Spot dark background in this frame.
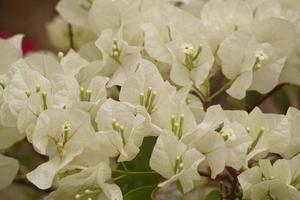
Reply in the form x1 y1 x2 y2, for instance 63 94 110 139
0 0 59 50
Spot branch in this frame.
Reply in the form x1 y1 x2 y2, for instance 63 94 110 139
68 24 74 49
246 83 287 112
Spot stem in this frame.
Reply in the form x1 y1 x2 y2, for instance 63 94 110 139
220 181 224 200
192 85 206 101
112 175 126 181
206 79 235 102
113 169 157 175
68 24 74 49
246 83 286 112
121 162 129 172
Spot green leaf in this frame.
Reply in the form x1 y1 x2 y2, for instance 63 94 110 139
124 185 157 200
114 137 161 194
204 190 221 200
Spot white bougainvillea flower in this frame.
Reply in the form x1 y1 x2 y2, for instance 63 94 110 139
58 147 110 177
88 0 143 45
27 108 94 189
0 34 23 74
94 99 152 162
150 131 205 193
69 76 109 118
199 105 245 130
248 18 296 94
282 107 300 159
248 0 300 22
60 49 90 76
142 5 201 65
95 28 141 86
245 107 290 162
152 85 198 139
56 0 90 27
183 128 227 179
143 8 214 87
46 162 122 200
119 59 176 116
201 0 253 53
1 63 52 127
0 154 19 190
238 157 300 200
25 53 64 80
217 30 257 99
219 122 252 170
280 19 300 86
142 23 172 65
167 37 214 87
218 18 296 98
198 105 251 170
16 91 54 140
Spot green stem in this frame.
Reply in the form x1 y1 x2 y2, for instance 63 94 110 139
113 169 157 175
192 85 206 101
121 162 129 172
206 78 235 102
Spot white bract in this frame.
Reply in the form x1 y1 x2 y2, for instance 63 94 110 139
0 0 300 199
27 108 94 189
150 132 205 193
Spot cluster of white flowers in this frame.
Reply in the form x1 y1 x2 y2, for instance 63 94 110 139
1 0 300 199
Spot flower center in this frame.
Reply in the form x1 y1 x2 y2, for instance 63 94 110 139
78 0 93 11
170 114 185 139
112 39 121 63
181 43 203 71
139 87 157 114
253 50 269 71
0 80 6 89
220 127 236 141
80 87 92 102
75 187 102 200
56 121 72 156
112 119 126 145
173 156 184 174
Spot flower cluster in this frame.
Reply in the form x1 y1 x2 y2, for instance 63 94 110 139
1 0 300 199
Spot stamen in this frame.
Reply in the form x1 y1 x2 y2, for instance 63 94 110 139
181 43 203 70
247 127 265 154
140 87 157 114
75 194 83 199
145 87 153 109
80 87 85 101
78 0 93 11
25 90 31 98
85 89 92 102
42 92 48 110
246 127 251 133
112 39 121 63
112 119 126 145
171 115 176 133
139 92 144 106
220 128 236 141
57 52 64 62
79 87 93 102
0 80 5 89
253 50 268 71
35 84 41 93
178 114 185 139
174 156 184 174
170 114 185 139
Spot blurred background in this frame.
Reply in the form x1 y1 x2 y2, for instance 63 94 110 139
0 0 59 51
